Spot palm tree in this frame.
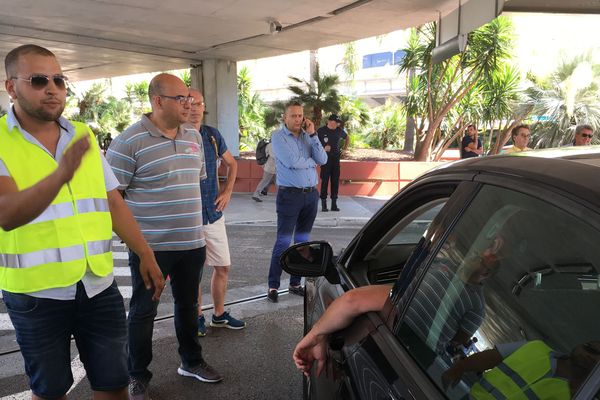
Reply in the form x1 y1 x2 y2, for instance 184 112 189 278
287 63 340 127
398 17 516 160
365 99 406 149
125 81 150 118
526 54 600 148
71 82 132 145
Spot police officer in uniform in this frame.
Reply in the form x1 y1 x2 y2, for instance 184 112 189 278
317 114 347 212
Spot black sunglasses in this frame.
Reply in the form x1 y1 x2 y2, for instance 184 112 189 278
580 133 593 139
11 74 68 90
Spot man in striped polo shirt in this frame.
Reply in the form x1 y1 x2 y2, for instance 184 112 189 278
107 74 222 399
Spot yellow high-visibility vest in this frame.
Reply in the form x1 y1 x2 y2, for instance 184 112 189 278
471 340 570 400
0 116 113 293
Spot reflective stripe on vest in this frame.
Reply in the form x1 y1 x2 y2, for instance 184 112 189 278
471 341 570 400
0 117 113 293
29 198 109 225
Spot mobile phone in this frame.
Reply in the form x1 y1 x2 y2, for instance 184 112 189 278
302 118 307 129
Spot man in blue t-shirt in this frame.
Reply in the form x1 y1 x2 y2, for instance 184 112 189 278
188 89 246 336
317 114 347 211
461 124 483 159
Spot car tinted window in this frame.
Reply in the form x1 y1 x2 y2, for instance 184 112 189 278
387 204 444 245
392 185 600 399
363 200 447 285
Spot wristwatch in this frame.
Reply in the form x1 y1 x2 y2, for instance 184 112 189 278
309 133 316 138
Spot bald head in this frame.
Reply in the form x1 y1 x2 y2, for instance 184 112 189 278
148 73 187 104
147 73 191 129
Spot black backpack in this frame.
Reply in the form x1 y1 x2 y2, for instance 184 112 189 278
256 138 270 165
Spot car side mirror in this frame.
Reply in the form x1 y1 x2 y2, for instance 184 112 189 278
280 241 333 277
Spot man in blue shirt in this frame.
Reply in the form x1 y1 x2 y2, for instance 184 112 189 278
267 101 328 302
188 89 245 336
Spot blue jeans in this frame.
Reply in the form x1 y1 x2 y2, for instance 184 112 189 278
128 247 205 382
3 280 128 398
268 187 319 289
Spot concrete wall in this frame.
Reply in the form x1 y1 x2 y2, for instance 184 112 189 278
225 159 444 197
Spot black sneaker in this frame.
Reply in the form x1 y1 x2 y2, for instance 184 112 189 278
288 285 305 296
252 196 263 202
260 190 268 196
177 362 223 383
267 289 278 303
129 376 151 400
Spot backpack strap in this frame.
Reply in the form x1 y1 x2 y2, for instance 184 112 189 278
202 125 221 191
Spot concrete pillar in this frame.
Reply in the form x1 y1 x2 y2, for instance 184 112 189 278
190 60 239 157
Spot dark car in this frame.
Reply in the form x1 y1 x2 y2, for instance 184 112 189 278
281 148 600 400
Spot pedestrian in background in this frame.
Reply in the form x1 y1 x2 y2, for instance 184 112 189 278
572 124 594 146
502 125 532 154
317 114 347 212
461 124 483 159
252 140 276 202
266 101 327 303
187 88 246 337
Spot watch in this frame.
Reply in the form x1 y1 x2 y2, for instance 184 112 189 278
309 133 316 138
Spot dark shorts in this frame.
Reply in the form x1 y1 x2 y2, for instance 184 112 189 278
3 280 128 398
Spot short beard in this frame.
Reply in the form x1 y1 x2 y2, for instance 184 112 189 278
15 92 64 122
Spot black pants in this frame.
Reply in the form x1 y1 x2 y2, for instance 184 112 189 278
128 247 205 382
320 155 341 200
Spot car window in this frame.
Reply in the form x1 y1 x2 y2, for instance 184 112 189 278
392 184 600 399
362 199 447 285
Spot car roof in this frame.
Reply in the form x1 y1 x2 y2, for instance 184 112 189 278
423 146 600 208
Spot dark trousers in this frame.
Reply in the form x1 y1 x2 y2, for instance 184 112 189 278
268 188 319 289
320 155 341 200
128 247 205 382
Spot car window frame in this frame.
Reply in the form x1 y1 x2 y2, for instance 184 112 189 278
340 178 478 287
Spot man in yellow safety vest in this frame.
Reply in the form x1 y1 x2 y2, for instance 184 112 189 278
0 44 164 400
442 339 600 399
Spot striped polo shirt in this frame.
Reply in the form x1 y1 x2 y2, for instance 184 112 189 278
107 114 207 251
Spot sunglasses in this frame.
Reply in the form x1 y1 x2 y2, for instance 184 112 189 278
583 342 600 356
11 74 68 90
580 133 593 139
159 95 194 105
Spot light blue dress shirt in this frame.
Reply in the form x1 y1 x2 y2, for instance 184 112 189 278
271 124 328 188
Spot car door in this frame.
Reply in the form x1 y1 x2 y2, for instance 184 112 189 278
384 178 600 400
304 178 479 399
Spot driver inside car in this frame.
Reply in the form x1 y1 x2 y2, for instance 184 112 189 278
293 235 504 377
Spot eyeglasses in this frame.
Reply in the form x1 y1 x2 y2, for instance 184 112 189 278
11 74 68 90
158 95 194 105
583 342 600 356
580 133 593 139
191 101 205 107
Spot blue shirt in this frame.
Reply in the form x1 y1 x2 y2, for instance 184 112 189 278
199 125 228 225
272 124 328 188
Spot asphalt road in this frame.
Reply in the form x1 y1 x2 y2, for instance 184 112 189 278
0 221 366 399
